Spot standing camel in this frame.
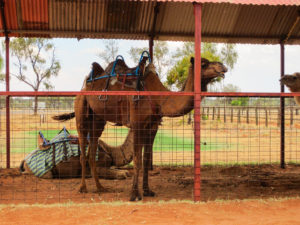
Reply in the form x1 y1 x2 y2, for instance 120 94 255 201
280 72 300 105
53 57 227 201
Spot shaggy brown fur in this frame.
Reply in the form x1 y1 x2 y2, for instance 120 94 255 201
53 57 227 201
280 72 300 105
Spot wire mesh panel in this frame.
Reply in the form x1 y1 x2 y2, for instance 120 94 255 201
1 95 300 203
0 95 195 203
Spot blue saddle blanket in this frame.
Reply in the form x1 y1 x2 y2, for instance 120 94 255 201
24 129 80 177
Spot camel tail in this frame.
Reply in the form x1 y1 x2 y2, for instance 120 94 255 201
52 112 75 122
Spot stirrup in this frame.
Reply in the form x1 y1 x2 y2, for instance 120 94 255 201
98 89 108 101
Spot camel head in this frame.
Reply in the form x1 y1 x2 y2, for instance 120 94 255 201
190 57 228 80
280 73 300 92
190 57 227 91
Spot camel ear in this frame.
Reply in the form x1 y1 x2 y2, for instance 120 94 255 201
201 58 209 68
190 57 194 65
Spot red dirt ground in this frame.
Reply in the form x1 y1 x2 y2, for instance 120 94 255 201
1 199 300 225
1 164 300 224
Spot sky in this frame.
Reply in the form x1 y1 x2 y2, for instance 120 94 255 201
1 38 300 93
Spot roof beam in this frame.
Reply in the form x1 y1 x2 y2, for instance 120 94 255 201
282 10 300 43
149 3 160 61
149 2 160 40
2 29 300 44
0 0 9 37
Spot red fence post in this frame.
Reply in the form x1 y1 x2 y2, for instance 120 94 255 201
280 42 285 169
5 36 10 169
149 37 154 171
194 3 202 202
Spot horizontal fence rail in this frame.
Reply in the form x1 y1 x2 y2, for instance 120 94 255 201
0 91 299 97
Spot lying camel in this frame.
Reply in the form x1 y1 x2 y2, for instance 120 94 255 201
53 56 227 201
280 72 300 105
20 128 134 179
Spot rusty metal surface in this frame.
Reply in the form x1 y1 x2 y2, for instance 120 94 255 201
0 0 299 44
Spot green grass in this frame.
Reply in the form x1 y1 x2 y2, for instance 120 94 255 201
10 128 237 154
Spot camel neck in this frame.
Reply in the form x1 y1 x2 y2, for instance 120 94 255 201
160 66 195 117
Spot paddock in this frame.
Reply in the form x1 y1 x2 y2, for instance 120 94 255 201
0 1 300 219
2 97 300 203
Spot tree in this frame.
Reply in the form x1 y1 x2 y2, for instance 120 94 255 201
10 38 61 114
166 42 238 90
220 44 238 70
128 41 170 79
98 40 119 67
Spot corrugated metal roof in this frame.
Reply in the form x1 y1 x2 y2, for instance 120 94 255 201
0 0 300 44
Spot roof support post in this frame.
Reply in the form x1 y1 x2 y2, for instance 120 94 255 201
148 3 160 170
0 0 10 169
149 37 154 63
149 2 160 63
5 37 10 169
280 42 285 169
194 2 202 202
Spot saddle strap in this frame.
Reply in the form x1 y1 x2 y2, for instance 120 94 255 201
62 142 68 161
51 143 58 176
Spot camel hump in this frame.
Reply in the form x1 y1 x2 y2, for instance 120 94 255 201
92 62 104 74
104 59 128 74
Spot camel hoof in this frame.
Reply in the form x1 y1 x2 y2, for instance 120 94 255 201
130 191 142 201
143 189 155 197
95 184 108 193
97 186 109 193
79 186 88 193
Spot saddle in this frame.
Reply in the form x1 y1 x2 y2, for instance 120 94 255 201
87 51 151 96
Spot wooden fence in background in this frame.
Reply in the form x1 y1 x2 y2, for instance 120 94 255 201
201 106 300 127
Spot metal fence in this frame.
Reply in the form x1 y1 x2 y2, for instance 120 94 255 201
1 93 300 203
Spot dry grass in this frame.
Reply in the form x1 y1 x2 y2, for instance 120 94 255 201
1 108 300 168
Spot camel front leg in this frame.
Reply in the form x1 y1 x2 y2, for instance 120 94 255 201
130 130 143 201
143 123 158 197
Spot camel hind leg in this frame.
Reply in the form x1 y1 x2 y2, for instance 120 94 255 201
142 123 158 197
130 127 144 201
78 125 89 193
89 117 106 193
75 95 90 193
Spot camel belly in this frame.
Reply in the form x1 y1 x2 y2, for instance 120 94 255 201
87 95 131 126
